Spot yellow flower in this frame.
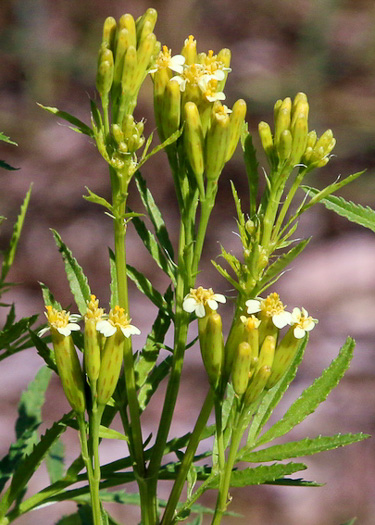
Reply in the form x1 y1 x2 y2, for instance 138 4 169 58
183 286 226 318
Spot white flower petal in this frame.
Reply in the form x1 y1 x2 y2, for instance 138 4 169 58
96 320 117 337
195 303 206 318
69 314 81 322
38 327 49 337
213 69 225 81
121 325 141 338
57 326 72 337
213 293 226 304
170 54 185 73
67 323 80 332
294 326 306 339
183 297 198 313
291 307 301 323
207 299 218 311
207 92 226 102
273 311 292 329
301 307 309 317
170 75 187 92
304 319 316 332
246 299 261 314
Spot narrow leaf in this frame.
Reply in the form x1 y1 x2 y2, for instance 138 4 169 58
242 128 259 217
0 160 19 171
0 315 38 358
0 132 18 146
240 433 369 462
138 356 172 411
257 337 355 446
1 185 32 281
134 171 175 261
46 438 65 484
39 282 62 310
29 330 57 372
108 248 118 309
37 104 93 137
83 187 113 212
52 230 91 315
126 263 171 314
99 426 128 441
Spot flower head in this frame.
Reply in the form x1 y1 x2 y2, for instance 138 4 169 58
96 305 140 338
290 307 317 339
198 75 225 102
150 45 185 74
41 305 81 337
85 294 104 322
246 292 292 329
183 286 226 318
240 314 261 331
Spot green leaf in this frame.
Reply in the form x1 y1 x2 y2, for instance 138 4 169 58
83 187 113 213
46 438 65 484
0 414 70 516
267 477 322 487
126 263 171 314
0 367 52 493
240 433 369 462
29 330 57 372
39 282 62 310
108 249 118 309
99 426 128 442
37 104 93 137
0 315 38 360
134 171 175 262
209 462 307 488
0 132 18 146
0 160 19 171
256 337 355 446
138 356 172 411
52 230 91 315
247 336 308 444
137 128 183 170
340 519 357 525
255 238 311 294
307 191 375 233
130 211 176 284
1 185 32 282
242 127 259 217
211 260 241 292
134 289 172 390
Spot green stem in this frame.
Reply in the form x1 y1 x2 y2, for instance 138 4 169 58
214 397 226 476
161 388 215 525
77 415 102 525
192 181 217 272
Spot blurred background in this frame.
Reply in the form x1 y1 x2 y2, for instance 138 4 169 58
1 0 375 523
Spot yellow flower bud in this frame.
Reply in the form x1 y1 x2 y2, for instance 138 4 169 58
274 97 291 147
258 121 274 158
118 14 137 49
256 335 275 372
135 8 158 44
306 130 317 150
121 45 137 95
277 129 292 163
113 29 131 92
52 333 86 414
289 112 308 166
97 330 124 406
226 99 247 162
266 327 300 388
112 124 124 145
134 32 157 89
181 35 197 65
96 47 114 97
205 104 230 181
102 17 117 51
198 312 224 390
162 79 181 140
184 102 205 193
244 365 271 406
231 342 252 396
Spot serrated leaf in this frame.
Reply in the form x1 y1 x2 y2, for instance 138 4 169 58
83 187 113 212
247 336 308 444
1 185 32 282
134 171 175 262
130 212 177 284
242 129 259 217
52 230 91 315
0 366 52 493
256 337 355 446
39 282 62 310
46 438 65 484
307 191 375 233
211 260 241 291
0 315 38 359
209 462 307 489
0 132 18 146
267 477 322 487
240 433 369 462
0 414 70 516
126 263 171 314
37 104 93 137
3 304 16 330
255 238 311 294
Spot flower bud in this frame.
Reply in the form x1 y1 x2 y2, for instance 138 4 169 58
181 35 197 65
184 102 205 192
289 112 308 166
244 365 271 406
97 330 124 406
102 17 117 51
96 47 114 97
231 342 252 396
266 327 300 388
118 14 137 48
226 99 247 161
52 333 86 414
256 335 275 372
162 79 181 140
277 129 292 163
258 121 274 158
205 105 230 181
274 98 291 147
112 124 124 145
198 312 224 390
121 45 138 95
113 29 131 92
135 8 158 44
134 32 157 89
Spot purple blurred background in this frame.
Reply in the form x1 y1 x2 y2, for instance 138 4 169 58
1 0 375 523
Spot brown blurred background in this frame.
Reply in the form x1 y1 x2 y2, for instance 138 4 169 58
1 0 375 523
